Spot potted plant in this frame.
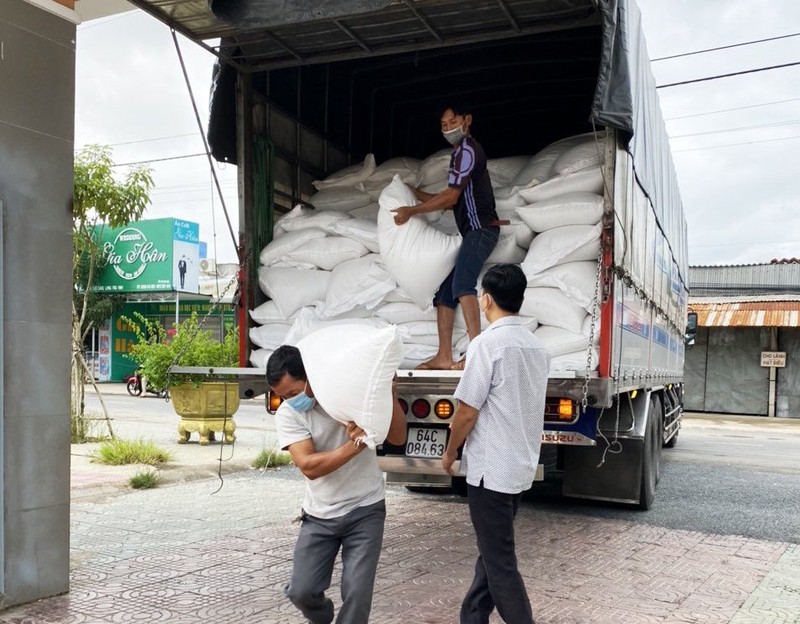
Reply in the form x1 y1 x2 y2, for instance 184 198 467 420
124 312 240 445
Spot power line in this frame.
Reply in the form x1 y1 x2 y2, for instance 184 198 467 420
77 11 136 31
672 134 800 153
657 61 800 89
664 96 800 121
111 153 207 167
670 119 800 140
652 32 800 62
106 133 201 147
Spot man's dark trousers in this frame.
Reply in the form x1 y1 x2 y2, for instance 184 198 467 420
460 482 534 624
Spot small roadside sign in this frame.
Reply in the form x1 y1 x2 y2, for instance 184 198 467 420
760 352 786 368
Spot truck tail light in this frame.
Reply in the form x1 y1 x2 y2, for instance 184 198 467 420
267 391 283 414
411 399 430 419
434 400 454 419
544 398 577 423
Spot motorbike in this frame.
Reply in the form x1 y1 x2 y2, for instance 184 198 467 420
125 371 169 398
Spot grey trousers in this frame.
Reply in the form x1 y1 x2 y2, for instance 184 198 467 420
285 499 386 624
460 483 534 624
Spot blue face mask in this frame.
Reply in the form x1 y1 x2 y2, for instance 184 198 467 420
285 382 315 412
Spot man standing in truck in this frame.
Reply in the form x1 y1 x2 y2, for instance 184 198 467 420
267 345 407 624
392 103 499 370
442 264 549 624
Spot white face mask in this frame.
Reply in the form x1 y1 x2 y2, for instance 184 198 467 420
479 293 491 315
442 125 466 145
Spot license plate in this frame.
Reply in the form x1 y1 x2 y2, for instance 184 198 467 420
405 427 447 458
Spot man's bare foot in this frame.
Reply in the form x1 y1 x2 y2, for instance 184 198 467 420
415 357 454 370
450 359 466 370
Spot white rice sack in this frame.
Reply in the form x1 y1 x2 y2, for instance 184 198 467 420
259 228 327 267
521 223 601 275
313 154 376 190
518 166 604 204
297 324 403 447
358 179 392 202
279 209 351 234
249 348 273 370
348 203 380 220
271 258 319 271
420 179 449 195
487 156 530 187
375 302 437 325
455 309 538 333
534 325 593 358
378 176 461 309
371 156 422 182
249 323 291 350
487 232 527 264
328 218 380 253
415 149 452 187
551 139 603 177
510 132 603 187
250 300 294 324
399 320 439 337
520 287 589 333
516 192 603 233
526 261 598 310
309 186 373 212
258 267 331 318
285 236 369 271
550 348 598 372
493 186 525 211
431 210 460 235
273 205 313 239
318 255 396 319
383 287 413 303
283 307 387 344
497 209 535 249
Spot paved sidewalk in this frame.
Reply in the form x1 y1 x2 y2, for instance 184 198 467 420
1 396 798 623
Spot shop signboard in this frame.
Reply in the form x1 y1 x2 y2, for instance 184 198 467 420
92 218 200 294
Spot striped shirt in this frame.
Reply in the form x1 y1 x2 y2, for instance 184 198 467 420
454 315 551 494
448 136 498 236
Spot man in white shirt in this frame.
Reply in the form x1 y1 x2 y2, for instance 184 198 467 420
267 345 407 624
442 264 550 624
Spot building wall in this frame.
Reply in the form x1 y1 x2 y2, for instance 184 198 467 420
0 0 75 607
685 327 798 418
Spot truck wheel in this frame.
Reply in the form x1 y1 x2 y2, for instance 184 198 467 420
664 426 679 448
638 395 662 510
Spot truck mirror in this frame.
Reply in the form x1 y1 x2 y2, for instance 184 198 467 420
685 312 698 348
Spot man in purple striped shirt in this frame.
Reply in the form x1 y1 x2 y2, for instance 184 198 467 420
392 103 500 369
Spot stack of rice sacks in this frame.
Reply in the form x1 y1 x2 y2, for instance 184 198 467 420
250 133 603 373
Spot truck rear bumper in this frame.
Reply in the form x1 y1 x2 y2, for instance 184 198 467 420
378 456 544 486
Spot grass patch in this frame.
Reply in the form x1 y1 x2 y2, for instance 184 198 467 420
93 438 173 466
253 447 292 470
129 469 162 490
71 411 110 444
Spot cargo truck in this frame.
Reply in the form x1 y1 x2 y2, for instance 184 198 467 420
138 0 690 508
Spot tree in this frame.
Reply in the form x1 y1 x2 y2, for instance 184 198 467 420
72 145 154 438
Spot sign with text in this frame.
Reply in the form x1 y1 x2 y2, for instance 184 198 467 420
92 218 200 293
760 351 786 368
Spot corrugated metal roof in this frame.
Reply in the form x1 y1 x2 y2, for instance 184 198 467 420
689 300 800 327
689 263 800 297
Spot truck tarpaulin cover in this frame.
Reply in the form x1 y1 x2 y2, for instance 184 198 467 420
208 0 391 29
591 0 686 253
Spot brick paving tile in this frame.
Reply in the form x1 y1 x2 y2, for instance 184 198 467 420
1 472 796 623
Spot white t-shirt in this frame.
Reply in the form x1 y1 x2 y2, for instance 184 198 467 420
275 403 385 519
454 315 550 494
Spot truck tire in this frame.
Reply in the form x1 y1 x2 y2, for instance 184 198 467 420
638 395 663 510
664 425 679 448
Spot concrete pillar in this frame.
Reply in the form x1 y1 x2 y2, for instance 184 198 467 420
0 0 76 608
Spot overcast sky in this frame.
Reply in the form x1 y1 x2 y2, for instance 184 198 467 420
75 0 800 266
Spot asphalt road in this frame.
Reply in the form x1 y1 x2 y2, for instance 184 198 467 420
530 415 800 544
85 391 800 544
